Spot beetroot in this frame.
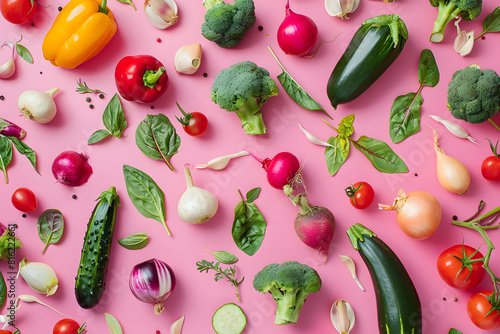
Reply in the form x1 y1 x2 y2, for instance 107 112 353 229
247 151 301 189
294 194 335 257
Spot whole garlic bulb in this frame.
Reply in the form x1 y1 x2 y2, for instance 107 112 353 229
18 87 60 123
325 0 360 19
178 167 218 224
145 0 178 29
174 43 202 75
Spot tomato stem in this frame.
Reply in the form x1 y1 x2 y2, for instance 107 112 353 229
453 203 500 303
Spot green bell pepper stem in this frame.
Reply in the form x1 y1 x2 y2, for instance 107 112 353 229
143 67 166 89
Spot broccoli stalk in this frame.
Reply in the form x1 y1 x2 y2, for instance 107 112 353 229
253 261 322 325
429 0 482 43
211 61 279 135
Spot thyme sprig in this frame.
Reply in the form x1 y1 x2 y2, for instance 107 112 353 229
196 259 244 302
76 79 105 95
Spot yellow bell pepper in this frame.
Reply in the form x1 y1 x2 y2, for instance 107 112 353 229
42 0 117 69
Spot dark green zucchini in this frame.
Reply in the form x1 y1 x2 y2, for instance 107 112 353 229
327 14 408 109
75 186 120 309
347 224 421 334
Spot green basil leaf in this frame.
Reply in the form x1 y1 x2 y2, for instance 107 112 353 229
37 209 64 255
269 47 330 118
482 6 500 35
0 136 13 184
338 114 355 137
0 271 6 309
245 187 261 203
103 94 127 138
15 44 33 64
7 136 38 174
232 192 266 256
206 250 238 264
324 136 349 176
418 49 439 87
118 233 148 250
88 129 111 145
136 114 181 171
389 92 423 143
353 136 408 173
448 329 463 334
123 165 170 235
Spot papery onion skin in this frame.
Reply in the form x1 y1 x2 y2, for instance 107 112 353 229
129 258 176 315
394 191 442 240
52 151 93 186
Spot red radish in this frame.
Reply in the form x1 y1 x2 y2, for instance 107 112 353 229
294 194 335 258
277 0 318 57
52 151 93 186
247 151 300 189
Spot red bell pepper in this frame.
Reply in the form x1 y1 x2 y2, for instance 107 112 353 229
114 55 169 103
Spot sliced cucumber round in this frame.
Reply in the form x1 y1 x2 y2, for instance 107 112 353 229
212 303 246 334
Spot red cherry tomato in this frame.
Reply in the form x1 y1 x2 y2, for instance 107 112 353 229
436 244 485 289
175 103 208 137
467 291 500 330
481 139 500 181
0 330 14 334
53 319 86 334
345 182 374 209
1 0 36 24
11 187 37 212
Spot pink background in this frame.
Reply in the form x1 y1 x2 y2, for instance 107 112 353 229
1 0 500 332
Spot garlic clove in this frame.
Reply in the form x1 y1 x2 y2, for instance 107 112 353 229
339 255 365 291
175 43 202 75
330 299 355 333
145 0 178 29
0 58 15 79
196 151 249 170
170 314 185 334
299 122 335 148
453 18 474 57
325 0 359 19
17 258 59 296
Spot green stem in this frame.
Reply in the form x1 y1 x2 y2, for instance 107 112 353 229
41 230 53 254
488 118 500 132
143 67 165 89
99 0 109 15
474 30 487 41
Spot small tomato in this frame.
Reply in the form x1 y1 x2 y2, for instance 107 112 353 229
11 187 37 212
345 182 374 209
436 244 485 289
467 291 500 330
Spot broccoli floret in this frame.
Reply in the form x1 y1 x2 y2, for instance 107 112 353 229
253 261 322 325
211 61 279 135
448 65 500 129
429 0 482 42
201 0 256 48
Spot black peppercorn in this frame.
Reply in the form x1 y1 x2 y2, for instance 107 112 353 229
258 26 263 31
72 194 77 199
58 6 63 11
0 96 4 100
150 106 154 109
203 73 208 77
89 104 94 109
414 173 418 177
22 214 26 218
86 97 91 103
99 93 105 99
453 215 458 220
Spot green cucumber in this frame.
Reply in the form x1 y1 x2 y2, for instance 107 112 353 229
347 224 422 334
75 186 120 309
212 303 246 334
327 14 408 109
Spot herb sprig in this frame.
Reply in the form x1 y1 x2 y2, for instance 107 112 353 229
76 78 106 95
196 259 244 302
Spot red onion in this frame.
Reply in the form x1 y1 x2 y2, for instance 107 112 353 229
52 151 93 186
277 0 318 57
129 258 176 315
0 118 25 139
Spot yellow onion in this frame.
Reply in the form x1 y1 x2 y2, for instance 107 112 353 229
379 189 442 239
433 129 470 194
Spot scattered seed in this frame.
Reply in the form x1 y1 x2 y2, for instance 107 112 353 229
22 214 26 218
40 71 43 74
0 96 4 100
453 215 458 221
481 36 485 40
453 297 458 302
414 173 418 177
443 297 447 301
58 6 62 11
150 106 154 109
72 194 77 199
86 97 91 103
203 73 208 77
157 38 162 43
89 104 94 109
99 93 105 99
258 25 263 31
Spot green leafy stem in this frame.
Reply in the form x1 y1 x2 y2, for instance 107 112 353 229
452 202 500 308
196 259 244 302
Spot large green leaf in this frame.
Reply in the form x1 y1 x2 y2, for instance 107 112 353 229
324 135 349 176
37 209 64 254
8 136 38 173
232 188 266 256
103 94 127 137
481 6 500 35
0 136 12 183
353 136 408 173
389 92 423 143
123 165 170 235
136 114 181 171
418 49 439 87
